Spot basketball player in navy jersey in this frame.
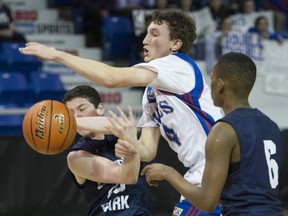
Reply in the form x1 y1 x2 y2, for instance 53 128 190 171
63 85 150 216
142 52 283 215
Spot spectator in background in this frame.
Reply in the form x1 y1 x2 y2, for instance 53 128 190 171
114 0 143 11
240 0 256 15
178 0 193 13
205 16 234 73
178 0 206 12
248 15 284 44
142 0 156 9
153 0 169 9
0 0 26 43
257 0 288 34
73 0 114 47
206 0 230 25
226 0 241 15
167 0 178 9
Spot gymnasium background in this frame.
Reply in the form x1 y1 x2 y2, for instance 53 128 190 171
0 0 288 215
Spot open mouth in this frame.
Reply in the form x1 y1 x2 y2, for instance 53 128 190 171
143 48 148 55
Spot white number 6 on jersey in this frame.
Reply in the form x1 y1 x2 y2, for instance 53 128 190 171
264 140 279 189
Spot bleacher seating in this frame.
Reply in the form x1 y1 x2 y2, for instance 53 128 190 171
29 72 66 102
0 72 35 106
0 42 42 71
0 103 24 136
101 16 134 60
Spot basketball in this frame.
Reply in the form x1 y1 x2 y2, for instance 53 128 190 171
22 100 77 155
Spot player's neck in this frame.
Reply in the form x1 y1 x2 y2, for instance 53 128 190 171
223 100 251 115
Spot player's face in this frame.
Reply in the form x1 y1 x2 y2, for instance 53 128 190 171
65 97 101 137
142 21 175 62
65 97 99 118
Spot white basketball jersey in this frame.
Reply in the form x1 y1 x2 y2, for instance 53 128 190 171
134 53 222 185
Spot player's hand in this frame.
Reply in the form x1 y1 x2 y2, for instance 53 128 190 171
108 106 137 148
116 139 137 158
141 163 173 187
18 42 59 61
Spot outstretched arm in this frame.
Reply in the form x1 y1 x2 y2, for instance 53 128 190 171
141 122 237 213
76 116 112 134
19 42 156 88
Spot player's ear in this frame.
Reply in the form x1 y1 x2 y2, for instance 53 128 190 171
96 103 105 116
171 39 182 52
217 78 224 95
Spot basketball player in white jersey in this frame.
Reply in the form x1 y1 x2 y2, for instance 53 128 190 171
19 10 222 215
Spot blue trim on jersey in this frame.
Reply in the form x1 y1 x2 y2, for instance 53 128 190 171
146 86 156 103
174 200 221 216
169 53 216 135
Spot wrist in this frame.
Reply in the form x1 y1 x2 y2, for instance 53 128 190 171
163 166 175 180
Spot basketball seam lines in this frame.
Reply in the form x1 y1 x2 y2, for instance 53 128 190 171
58 104 72 153
47 100 53 154
30 104 37 151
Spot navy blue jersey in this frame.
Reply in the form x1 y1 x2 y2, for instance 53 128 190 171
69 135 151 216
218 108 282 216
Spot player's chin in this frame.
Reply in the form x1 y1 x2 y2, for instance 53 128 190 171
143 54 152 62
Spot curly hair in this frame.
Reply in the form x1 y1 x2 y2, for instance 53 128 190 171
151 10 197 53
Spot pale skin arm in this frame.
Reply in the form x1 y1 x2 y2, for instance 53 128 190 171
19 42 156 88
137 127 160 162
141 122 238 213
76 116 111 134
67 139 140 185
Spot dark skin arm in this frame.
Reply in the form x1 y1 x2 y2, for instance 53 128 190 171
141 122 239 213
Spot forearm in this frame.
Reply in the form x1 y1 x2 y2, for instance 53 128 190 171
165 168 218 213
120 153 141 184
136 139 157 162
76 116 111 134
56 51 125 88
137 127 160 162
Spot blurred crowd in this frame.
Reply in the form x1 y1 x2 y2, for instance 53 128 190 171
1 0 288 72
71 0 288 46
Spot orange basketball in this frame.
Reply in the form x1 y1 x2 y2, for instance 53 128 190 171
22 100 77 155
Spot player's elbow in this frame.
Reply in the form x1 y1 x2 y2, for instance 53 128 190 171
140 150 157 162
102 77 119 88
66 150 86 170
66 151 78 170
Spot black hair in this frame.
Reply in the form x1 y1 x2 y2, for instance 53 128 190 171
63 85 102 109
214 52 256 95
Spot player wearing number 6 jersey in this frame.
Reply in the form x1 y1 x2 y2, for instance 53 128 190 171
142 52 283 215
219 108 282 215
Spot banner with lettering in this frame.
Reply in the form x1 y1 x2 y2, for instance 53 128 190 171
222 32 288 95
231 10 274 33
